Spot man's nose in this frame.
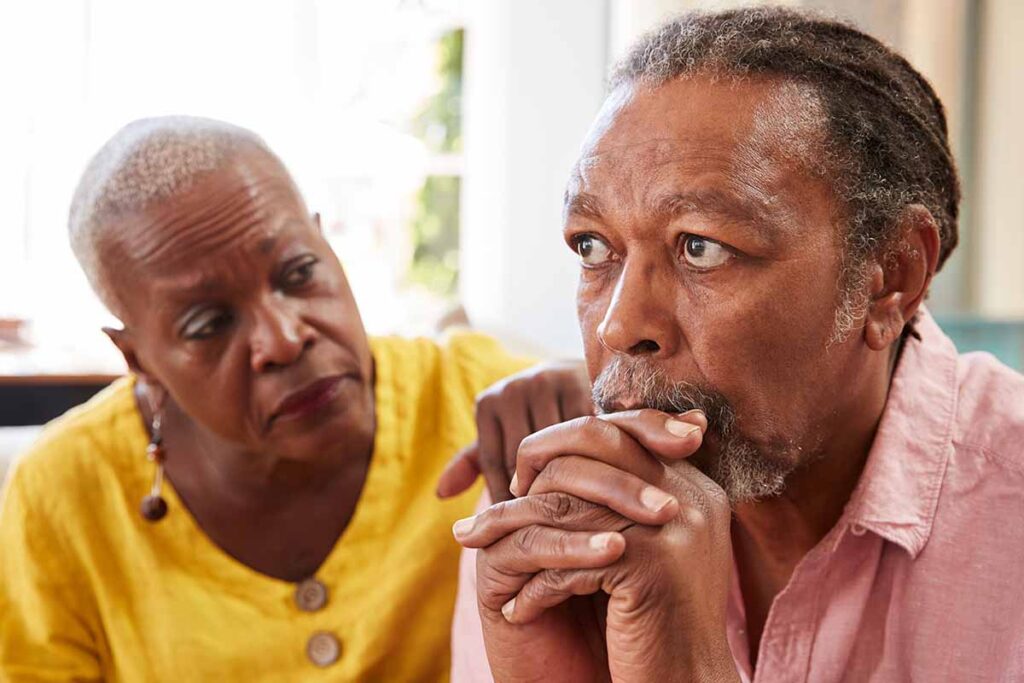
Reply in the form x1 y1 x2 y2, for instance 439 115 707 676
249 297 316 372
596 257 681 358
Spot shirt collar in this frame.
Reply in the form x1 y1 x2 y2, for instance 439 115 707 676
837 307 958 558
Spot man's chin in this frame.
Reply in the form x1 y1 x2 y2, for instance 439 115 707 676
685 439 792 504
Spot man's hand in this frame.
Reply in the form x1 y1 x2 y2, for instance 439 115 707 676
453 410 738 683
437 361 593 504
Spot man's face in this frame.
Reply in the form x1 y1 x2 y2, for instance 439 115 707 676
567 75 875 500
105 149 375 462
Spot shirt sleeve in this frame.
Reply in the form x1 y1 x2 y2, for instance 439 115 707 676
0 463 102 682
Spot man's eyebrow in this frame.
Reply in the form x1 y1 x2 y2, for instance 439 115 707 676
652 189 764 223
563 191 605 221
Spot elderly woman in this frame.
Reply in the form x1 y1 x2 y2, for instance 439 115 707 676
0 117 589 681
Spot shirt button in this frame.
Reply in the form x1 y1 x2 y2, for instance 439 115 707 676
307 631 341 667
295 578 328 612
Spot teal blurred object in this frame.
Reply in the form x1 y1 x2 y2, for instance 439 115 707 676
935 316 1024 371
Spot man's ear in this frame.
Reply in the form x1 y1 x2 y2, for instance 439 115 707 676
863 204 941 351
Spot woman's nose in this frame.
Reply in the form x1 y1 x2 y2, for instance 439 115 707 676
249 300 316 372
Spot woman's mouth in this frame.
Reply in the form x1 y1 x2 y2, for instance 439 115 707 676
270 375 349 425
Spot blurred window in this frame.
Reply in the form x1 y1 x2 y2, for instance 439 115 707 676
0 0 465 350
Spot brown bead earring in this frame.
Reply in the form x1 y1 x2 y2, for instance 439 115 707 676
140 410 168 522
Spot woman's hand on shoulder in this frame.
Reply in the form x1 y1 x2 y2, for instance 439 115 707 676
436 361 592 503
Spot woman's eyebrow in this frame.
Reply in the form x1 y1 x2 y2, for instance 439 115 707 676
148 273 228 306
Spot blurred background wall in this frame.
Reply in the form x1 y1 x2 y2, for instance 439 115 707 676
0 0 1020 439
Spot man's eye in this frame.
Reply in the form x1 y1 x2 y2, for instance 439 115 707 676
574 234 612 266
282 258 318 288
681 235 732 269
183 310 231 340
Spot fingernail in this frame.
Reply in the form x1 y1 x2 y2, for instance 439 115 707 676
640 486 676 512
665 418 701 438
509 473 519 496
678 409 708 432
452 516 476 539
501 598 516 621
589 532 616 551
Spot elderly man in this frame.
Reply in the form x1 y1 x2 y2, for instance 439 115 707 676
451 8 1024 682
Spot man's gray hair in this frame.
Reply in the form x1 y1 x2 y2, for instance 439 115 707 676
68 115 273 316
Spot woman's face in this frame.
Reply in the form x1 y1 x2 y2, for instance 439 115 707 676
104 150 374 462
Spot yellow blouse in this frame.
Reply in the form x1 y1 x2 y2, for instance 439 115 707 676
0 332 532 682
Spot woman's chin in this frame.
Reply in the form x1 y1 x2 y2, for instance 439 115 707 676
267 400 375 465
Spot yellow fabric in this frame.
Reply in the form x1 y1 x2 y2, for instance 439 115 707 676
0 331 533 682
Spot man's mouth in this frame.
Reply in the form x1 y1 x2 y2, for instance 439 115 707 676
269 375 351 425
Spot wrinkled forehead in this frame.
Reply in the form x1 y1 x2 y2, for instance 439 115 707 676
568 77 828 196
112 157 309 270
569 137 736 189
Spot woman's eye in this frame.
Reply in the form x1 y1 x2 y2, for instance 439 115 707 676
283 258 318 288
681 235 732 269
183 310 231 340
575 234 612 266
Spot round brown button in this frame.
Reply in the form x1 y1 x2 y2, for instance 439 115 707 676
295 578 328 612
307 631 341 667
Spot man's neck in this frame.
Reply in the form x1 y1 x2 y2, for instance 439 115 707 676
729 345 897 663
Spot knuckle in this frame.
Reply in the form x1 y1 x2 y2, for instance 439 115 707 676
515 433 546 470
529 371 554 393
482 499 509 526
681 503 709 533
475 392 496 417
538 567 575 593
511 526 540 555
539 491 577 524
660 524 694 556
703 483 731 516
583 415 626 448
475 556 520 610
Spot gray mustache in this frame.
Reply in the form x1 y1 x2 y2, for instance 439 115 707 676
590 356 738 438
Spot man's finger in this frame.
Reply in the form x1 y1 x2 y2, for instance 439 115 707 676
454 492 631 548
512 416 664 497
485 526 625 575
528 455 678 526
436 443 481 498
475 528 625 613
596 409 706 462
502 566 612 624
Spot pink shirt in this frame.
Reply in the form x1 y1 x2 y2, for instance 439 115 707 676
451 310 1024 681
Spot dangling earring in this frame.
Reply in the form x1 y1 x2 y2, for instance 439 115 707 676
140 409 168 522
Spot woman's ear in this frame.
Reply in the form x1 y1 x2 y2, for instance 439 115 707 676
105 326 169 409
103 326 151 379
863 204 941 351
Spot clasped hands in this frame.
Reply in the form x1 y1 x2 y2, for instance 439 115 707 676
454 408 740 683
